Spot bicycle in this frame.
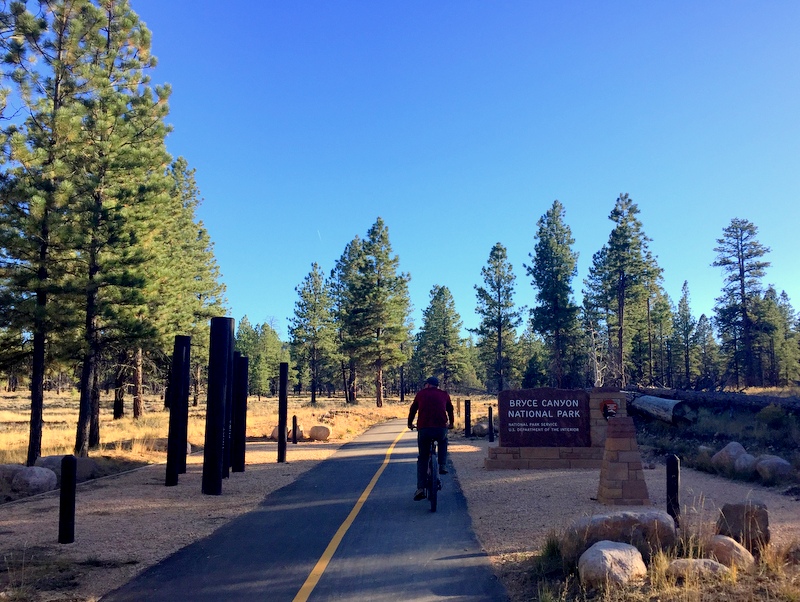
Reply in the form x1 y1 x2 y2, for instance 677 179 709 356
426 438 441 512
410 425 443 512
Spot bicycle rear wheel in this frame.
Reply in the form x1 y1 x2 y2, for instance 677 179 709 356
428 446 439 512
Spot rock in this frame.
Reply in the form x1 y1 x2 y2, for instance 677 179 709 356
471 421 490 437
11 466 58 496
711 442 747 475
288 424 305 441
787 543 800 565
270 426 288 441
754 455 793 485
563 509 677 563
35 455 100 485
716 500 770 553
0 464 25 492
708 534 755 570
578 541 647 588
666 558 730 580
698 445 716 456
732 453 757 479
308 425 331 441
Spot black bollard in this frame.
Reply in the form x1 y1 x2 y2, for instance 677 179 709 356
666 454 681 528
202 317 234 495
231 355 249 473
222 350 237 479
277 362 288 463
488 406 494 442
465 399 472 437
59 455 77 544
166 335 191 486
292 415 298 444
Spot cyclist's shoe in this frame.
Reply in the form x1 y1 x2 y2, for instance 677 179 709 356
439 467 448 475
413 488 426 501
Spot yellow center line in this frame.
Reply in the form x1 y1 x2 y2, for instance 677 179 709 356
292 426 408 602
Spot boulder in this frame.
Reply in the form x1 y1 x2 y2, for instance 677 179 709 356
270 426 288 441
35 455 100 485
471 421 490 437
716 500 770 553
711 442 747 475
288 424 305 441
666 558 730 580
578 541 647 588
787 543 800 565
732 453 757 479
11 466 58 496
563 509 677 563
0 464 25 492
754 455 793 484
308 425 332 441
708 534 755 570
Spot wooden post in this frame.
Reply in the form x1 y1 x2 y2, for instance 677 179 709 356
166 335 191 485
488 406 494 442
202 317 234 495
465 399 472 437
58 455 77 544
231 355 249 473
667 454 681 527
278 362 288 463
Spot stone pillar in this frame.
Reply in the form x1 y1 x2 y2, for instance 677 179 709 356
597 416 650 505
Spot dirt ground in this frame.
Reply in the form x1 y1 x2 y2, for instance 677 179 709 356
2 426 800 601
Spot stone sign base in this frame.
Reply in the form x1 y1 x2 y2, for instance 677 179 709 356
596 416 650 505
486 445 603 469
485 389 626 470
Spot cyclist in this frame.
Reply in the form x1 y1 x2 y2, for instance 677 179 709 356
408 376 455 501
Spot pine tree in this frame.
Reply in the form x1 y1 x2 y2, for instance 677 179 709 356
72 0 171 456
674 281 697 388
525 200 580 387
1 0 101 464
473 242 521 392
347 218 411 407
712 218 770 388
330 236 363 403
602 194 658 387
412 285 466 390
694 314 720 390
289 263 336 404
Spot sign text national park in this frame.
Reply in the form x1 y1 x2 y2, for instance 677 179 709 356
498 388 590 447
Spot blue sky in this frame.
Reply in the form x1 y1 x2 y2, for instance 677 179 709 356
134 1 799 338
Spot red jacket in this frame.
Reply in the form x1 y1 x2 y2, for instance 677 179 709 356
408 387 455 429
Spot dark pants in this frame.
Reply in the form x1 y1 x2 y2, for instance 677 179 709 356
417 427 448 489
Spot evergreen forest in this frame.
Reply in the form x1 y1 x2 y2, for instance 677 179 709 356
1 2 798 468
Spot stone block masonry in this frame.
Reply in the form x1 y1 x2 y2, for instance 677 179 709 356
596 416 650 505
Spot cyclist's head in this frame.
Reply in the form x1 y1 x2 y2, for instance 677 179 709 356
425 376 439 388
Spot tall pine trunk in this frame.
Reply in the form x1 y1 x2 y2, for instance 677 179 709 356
113 351 127 419
133 347 144 418
193 363 201 406
89 368 100 449
375 363 384 408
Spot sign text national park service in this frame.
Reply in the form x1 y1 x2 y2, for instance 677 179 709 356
498 388 590 447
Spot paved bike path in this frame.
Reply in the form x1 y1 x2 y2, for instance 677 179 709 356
104 418 508 601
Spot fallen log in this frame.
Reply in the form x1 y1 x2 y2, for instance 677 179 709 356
629 395 698 425
636 387 800 415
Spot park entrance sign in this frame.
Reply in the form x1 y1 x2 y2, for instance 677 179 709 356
485 387 627 470
498 388 590 447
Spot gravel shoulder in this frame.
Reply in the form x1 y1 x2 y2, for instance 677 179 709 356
3 426 800 601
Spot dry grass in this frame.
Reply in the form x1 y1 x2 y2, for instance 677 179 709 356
0 390 407 475
507 494 800 602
